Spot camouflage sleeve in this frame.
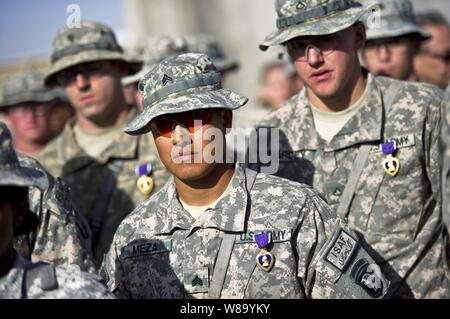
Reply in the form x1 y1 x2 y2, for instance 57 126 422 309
424 87 443 213
101 238 130 298
295 188 390 299
29 266 116 299
30 177 97 273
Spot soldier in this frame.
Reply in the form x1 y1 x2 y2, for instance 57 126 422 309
185 34 239 80
0 123 113 298
254 0 449 298
37 21 170 266
101 53 390 299
414 11 450 90
0 71 67 156
441 84 450 232
360 0 430 81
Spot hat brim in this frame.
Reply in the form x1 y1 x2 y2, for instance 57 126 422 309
366 24 431 41
260 6 367 51
44 50 142 86
0 92 60 109
213 59 239 73
0 166 45 190
124 88 248 135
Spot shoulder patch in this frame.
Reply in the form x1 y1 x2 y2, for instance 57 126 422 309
121 239 172 259
324 228 358 271
350 258 387 298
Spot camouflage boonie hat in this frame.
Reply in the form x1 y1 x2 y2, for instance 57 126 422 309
0 122 45 235
362 0 430 41
260 0 367 51
44 21 142 86
124 53 248 135
122 35 188 86
0 71 65 109
185 35 239 73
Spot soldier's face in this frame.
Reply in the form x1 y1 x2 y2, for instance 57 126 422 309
287 24 365 100
363 36 417 81
5 102 52 146
59 61 126 122
151 109 231 182
414 24 450 89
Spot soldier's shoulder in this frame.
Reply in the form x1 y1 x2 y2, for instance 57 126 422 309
52 265 114 298
114 182 172 240
252 171 332 217
375 76 444 107
36 134 62 165
258 91 305 127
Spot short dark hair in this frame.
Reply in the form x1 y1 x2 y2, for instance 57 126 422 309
416 11 449 28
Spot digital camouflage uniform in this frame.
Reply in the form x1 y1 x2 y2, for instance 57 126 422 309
441 84 450 232
14 154 96 273
102 53 389 299
0 123 114 299
255 0 450 298
38 21 170 266
0 252 114 299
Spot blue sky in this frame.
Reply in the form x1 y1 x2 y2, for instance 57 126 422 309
0 0 123 62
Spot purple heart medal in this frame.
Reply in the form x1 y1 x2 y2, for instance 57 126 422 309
254 232 275 272
135 163 154 195
379 140 400 177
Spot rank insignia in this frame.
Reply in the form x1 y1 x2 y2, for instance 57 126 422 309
254 232 275 272
380 140 400 177
135 163 154 195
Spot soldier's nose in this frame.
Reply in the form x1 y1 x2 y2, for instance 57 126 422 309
171 124 192 147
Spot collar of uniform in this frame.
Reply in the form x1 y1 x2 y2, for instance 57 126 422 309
324 74 383 151
154 164 249 236
56 108 140 171
0 251 29 298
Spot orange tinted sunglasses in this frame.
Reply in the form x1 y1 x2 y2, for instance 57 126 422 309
150 109 216 138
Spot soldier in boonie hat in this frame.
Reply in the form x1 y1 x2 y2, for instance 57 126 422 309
44 20 141 87
260 0 367 51
361 0 431 81
0 71 68 156
124 53 248 135
0 122 44 236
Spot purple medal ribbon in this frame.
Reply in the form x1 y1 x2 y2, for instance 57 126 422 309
380 140 397 156
135 163 152 177
254 232 271 249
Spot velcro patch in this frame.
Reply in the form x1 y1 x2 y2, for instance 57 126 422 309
235 229 292 244
121 239 172 259
324 229 357 271
184 267 210 294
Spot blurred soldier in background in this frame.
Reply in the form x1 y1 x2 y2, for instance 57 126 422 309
415 11 450 89
37 21 170 266
0 123 113 298
255 0 449 298
185 34 239 81
122 35 188 111
102 53 389 299
361 0 430 81
0 71 69 157
257 60 302 110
